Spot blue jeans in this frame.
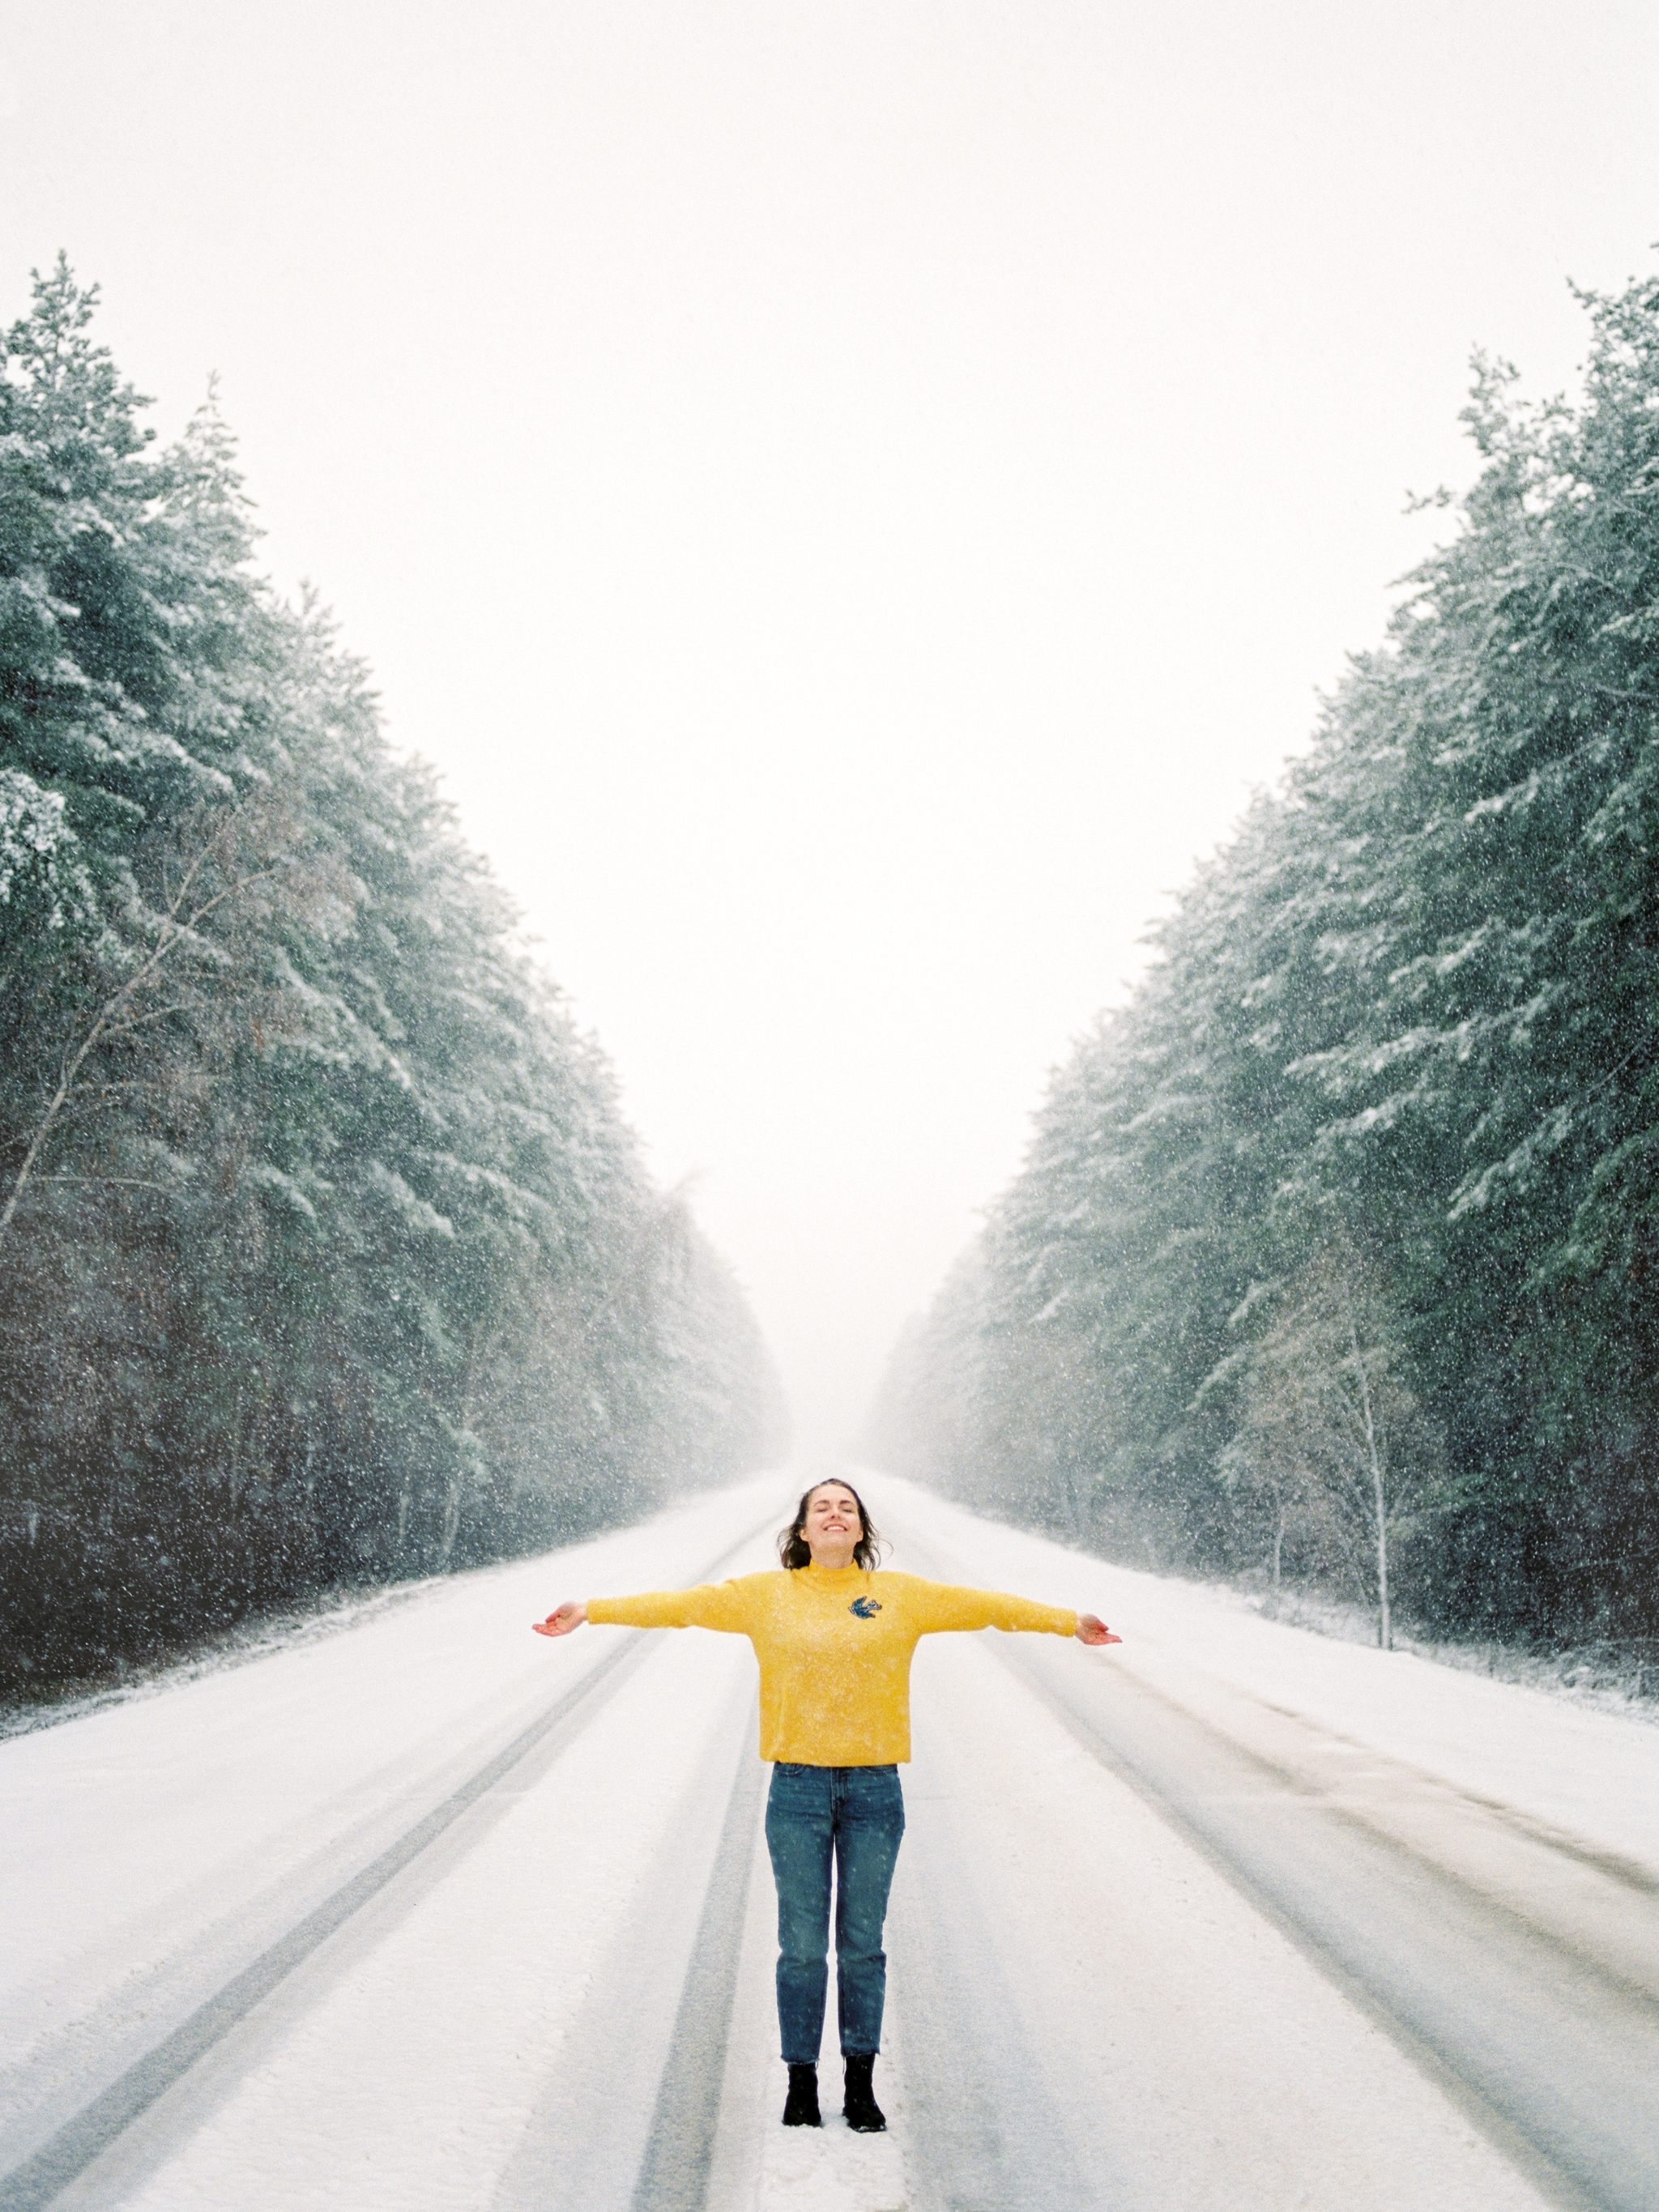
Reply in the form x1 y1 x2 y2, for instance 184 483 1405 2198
765 1762 906 2065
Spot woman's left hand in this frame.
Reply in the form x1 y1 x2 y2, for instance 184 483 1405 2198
1075 1613 1122 1647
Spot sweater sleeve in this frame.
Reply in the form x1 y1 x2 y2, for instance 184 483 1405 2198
907 1576 1077 1639
587 1576 758 1633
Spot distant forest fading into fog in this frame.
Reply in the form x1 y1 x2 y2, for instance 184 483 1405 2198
870 266 1659 1654
0 261 787 1703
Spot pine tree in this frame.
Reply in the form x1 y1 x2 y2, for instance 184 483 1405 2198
874 263 1659 1643
0 263 784 1702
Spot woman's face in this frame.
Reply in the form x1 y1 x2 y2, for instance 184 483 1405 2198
802 1485 863 1555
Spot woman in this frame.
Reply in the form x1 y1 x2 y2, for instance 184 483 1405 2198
532 1478 1119 2133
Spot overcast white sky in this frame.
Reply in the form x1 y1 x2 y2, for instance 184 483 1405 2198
3 2 1657 1454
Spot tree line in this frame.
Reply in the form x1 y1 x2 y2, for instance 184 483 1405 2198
0 260 787 1703
868 266 1659 1652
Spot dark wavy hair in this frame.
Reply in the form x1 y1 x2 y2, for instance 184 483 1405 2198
778 1479 883 1571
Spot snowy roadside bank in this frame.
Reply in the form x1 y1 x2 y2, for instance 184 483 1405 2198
0 1483 789 1744
902 1500 1659 1727
1205 1569 1658 1724
0 1576 449 1743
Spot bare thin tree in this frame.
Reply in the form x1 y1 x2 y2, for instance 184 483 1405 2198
1222 1240 1443 1647
0 800 305 1245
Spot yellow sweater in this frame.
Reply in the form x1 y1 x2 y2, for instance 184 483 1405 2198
587 1564 1077 1765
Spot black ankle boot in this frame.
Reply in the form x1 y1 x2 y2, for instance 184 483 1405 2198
842 2051 885 2133
783 2062 821 2127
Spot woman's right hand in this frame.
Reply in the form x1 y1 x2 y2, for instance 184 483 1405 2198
532 1602 588 1638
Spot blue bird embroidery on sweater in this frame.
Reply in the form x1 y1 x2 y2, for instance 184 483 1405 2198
849 1596 882 1618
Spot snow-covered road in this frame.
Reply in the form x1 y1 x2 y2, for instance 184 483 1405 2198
4 1473 1657 2211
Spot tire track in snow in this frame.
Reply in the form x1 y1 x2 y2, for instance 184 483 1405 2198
887 1751 1094 2212
888 1519 1659 2212
992 1614 1659 2212
0 1525 768 2212
629 1744 766 2211
483 1671 765 2212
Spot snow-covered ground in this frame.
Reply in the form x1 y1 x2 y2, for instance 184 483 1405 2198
4 1471 1657 2210
891 1481 1659 1882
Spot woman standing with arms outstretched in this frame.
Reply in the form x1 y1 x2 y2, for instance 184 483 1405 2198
533 1478 1120 2133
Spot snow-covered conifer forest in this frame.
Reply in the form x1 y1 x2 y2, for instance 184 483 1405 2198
868 267 1659 1656
0 261 787 1705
